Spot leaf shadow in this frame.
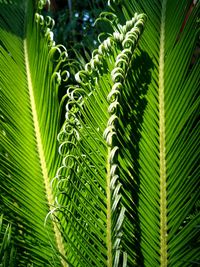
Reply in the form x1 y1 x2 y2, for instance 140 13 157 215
118 49 154 266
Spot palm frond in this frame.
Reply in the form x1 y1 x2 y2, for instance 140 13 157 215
54 14 146 266
1 0 199 266
56 0 200 266
0 0 68 265
107 0 200 266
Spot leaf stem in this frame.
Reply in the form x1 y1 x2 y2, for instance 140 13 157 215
106 147 112 267
159 0 168 266
24 39 67 267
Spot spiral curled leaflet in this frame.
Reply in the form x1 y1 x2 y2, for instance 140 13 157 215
108 0 121 10
56 13 146 267
37 0 49 11
1 0 70 265
102 13 146 266
31 3 69 266
95 12 119 32
75 14 146 90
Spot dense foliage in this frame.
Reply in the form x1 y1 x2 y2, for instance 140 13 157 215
0 0 199 266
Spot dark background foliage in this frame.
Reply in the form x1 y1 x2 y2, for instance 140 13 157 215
44 0 106 59
43 0 108 125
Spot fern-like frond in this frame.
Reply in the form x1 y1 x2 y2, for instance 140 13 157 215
107 0 200 266
0 0 69 265
55 0 199 266
54 14 146 267
1 0 199 266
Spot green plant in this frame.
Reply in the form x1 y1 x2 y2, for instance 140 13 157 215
45 0 105 53
0 0 199 266
0 0 68 265
0 215 16 267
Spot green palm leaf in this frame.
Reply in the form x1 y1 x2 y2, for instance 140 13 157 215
1 0 199 266
0 0 68 265
55 0 200 266
108 0 200 266
54 13 147 267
